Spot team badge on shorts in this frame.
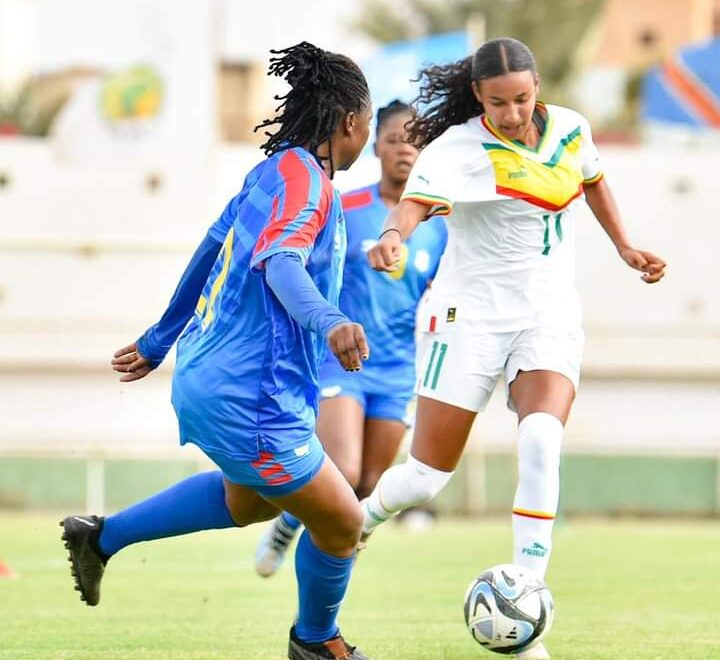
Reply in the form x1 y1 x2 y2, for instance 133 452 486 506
446 307 456 323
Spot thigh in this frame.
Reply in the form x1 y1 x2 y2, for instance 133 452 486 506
316 395 366 487
357 416 407 498
410 396 477 472
223 479 280 526
509 369 575 424
270 458 362 556
505 323 584 417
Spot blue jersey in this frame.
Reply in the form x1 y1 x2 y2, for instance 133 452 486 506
171 147 346 460
323 183 446 394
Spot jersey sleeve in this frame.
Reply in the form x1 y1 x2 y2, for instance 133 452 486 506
251 150 331 270
401 136 465 217
578 115 603 184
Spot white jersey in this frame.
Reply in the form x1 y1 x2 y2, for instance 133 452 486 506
403 103 603 333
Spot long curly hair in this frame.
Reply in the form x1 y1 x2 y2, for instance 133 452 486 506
408 38 536 149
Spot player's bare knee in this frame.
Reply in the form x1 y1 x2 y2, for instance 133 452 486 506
337 504 363 546
316 504 362 553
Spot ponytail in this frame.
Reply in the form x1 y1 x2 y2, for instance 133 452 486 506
407 56 478 149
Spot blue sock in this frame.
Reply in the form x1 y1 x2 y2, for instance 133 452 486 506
294 530 354 643
98 471 236 556
281 511 302 531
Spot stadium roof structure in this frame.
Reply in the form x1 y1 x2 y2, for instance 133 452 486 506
641 37 720 129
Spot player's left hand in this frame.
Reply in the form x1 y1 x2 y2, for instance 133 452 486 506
619 247 666 284
327 322 370 372
111 342 153 382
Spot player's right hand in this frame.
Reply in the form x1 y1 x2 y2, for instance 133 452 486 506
327 322 369 372
367 230 403 272
111 342 153 382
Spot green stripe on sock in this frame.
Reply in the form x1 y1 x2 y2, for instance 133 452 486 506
367 509 386 524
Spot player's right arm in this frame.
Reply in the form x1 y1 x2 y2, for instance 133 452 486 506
367 199 429 273
111 190 244 382
369 132 457 273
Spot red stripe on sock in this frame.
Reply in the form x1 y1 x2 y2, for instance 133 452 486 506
512 508 555 520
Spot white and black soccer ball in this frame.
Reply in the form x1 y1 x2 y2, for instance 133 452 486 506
463 564 554 655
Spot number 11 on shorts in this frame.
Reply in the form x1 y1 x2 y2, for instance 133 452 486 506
422 341 448 390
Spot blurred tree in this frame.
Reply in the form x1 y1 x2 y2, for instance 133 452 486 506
353 0 606 103
0 81 69 137
0 69 96 138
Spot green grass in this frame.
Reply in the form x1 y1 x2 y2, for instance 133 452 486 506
0 513 719 659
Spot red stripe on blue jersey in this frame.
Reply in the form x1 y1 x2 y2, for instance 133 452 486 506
253 150 333 260
341 188 374 212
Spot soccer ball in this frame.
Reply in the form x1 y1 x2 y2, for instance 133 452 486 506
463 564 554 655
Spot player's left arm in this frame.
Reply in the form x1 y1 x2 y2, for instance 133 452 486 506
265 253 369 372
584 178 666 284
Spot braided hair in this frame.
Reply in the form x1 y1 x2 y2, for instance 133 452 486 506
408 38 536 149
255 42 371 164
375 99 413 138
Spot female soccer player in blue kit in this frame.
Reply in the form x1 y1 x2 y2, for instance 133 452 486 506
254 100 448 577
60 42 375 660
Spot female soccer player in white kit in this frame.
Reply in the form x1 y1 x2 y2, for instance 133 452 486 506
361 38 666 659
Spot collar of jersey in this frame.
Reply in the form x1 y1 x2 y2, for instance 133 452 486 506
481 102 553 155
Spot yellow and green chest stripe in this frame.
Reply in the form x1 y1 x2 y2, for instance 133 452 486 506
483 126 585 212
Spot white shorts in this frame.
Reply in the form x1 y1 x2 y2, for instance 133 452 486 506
415 323 585 412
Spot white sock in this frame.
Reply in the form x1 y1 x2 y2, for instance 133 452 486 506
512 412 564 580
362 455 453 534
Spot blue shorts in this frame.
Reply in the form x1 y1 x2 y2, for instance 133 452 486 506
199 434 326 499
318 359 413 426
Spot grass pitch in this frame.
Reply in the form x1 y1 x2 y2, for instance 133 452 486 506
0 512 718 659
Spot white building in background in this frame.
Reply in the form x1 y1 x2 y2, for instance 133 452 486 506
0 1 718 505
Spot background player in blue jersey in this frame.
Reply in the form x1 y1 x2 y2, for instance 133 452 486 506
255 100 448 577
59 43 376 660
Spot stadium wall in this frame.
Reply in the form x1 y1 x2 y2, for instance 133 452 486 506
0 452 718 517
1 141 718 517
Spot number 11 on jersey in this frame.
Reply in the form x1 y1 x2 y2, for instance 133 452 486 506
541 212 564 256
